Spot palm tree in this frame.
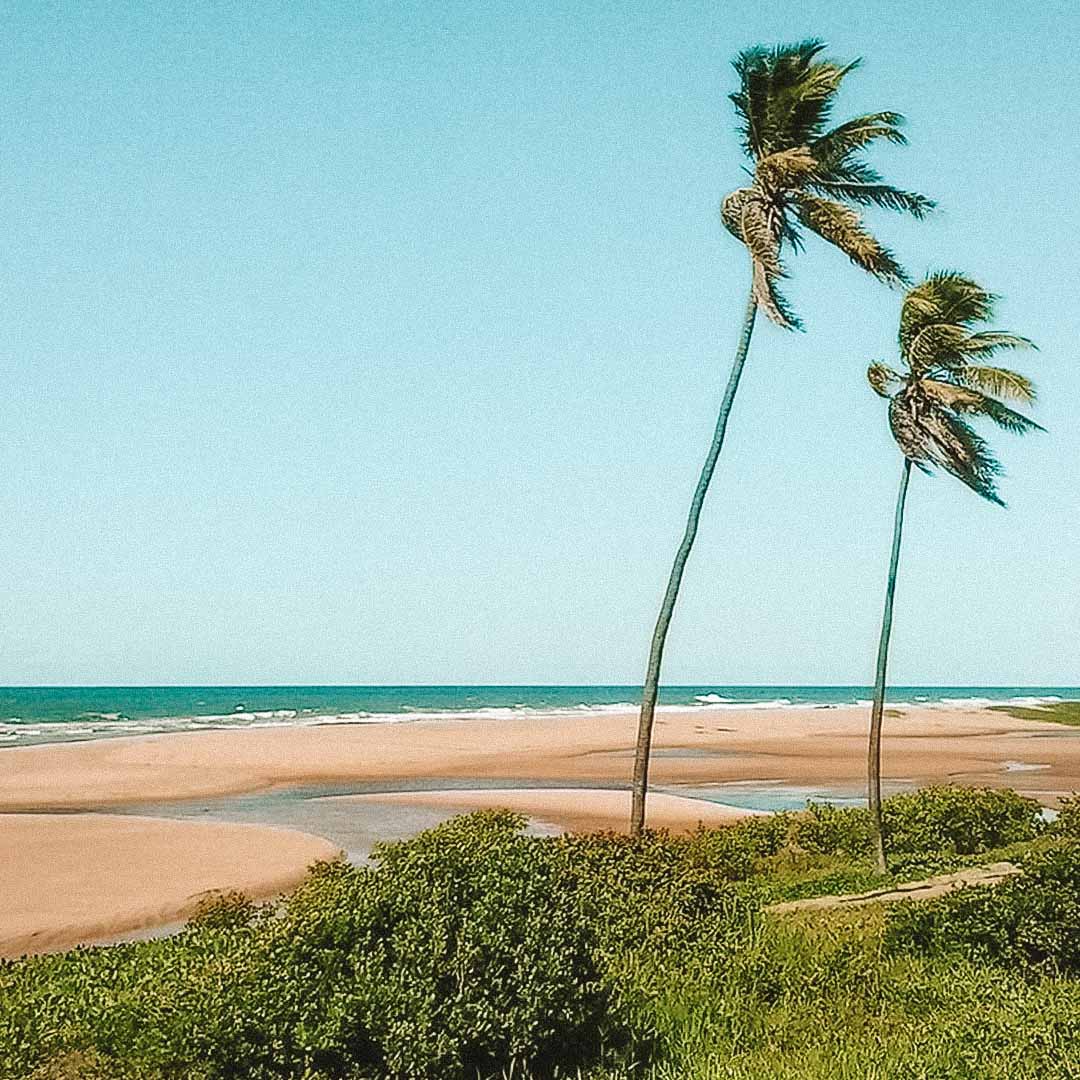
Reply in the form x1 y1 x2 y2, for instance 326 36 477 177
630 40 934 835
865 272 1043 870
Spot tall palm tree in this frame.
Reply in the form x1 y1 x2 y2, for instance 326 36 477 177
865 272 1043 870
630 40 934 835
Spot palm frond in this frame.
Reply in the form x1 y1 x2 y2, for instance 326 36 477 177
812 111 908 161
903 325 971 372
808 127 935 219
754 146 819 192
867 363 902 398
894 398 1005 505
729 40 850 159
976 396 1046 435
925 409 1005 505
721 188 752 241
900 274 1000 366
774 60 855 152
957 331 1037 360
900 273 996 354
752 258 801 330
808 179 935 218
959 364 1037 403
738 194 783 276
918 380 1042 433
794 194 907 284
886 395 933 466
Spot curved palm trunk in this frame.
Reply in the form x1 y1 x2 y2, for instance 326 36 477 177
868 457 912 871
630 289 758 836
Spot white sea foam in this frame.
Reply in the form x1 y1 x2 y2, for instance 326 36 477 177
665 697 794 712
3 691 1078 748
924 695 1067 710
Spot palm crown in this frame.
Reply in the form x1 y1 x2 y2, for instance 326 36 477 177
868 272 1043 505
722 40 934 328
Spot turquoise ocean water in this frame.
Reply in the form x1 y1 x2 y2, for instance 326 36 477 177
0 685 1075 748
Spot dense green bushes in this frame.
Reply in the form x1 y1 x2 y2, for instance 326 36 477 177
1056 792 1080 838
2 812 629 1080
1 787 1073 1080
881 786 1045 870
886 838 1080 975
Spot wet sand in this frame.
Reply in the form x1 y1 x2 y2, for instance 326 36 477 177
2 704 1077 813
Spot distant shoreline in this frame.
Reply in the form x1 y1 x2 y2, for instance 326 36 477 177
2 684 1077 748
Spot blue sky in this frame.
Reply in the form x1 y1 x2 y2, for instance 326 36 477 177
1 0 1076 685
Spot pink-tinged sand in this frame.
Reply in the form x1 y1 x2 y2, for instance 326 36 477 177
2 703 1078 956
332 787 764 834
2 705 1077 813
0 813 340 959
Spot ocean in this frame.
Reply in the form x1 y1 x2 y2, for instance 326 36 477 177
0 685 1074 748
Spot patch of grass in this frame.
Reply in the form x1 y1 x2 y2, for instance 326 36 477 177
593 911 1080 1079
990 700 1080 726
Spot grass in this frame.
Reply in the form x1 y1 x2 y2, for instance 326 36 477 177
990 701 1080 726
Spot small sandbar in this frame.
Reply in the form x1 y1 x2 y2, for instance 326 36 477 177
0 812 340 959
328 787 764 835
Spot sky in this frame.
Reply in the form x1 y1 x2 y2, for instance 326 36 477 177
1 0 1077 686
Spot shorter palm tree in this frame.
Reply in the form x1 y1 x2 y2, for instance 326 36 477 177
865 272 1043 871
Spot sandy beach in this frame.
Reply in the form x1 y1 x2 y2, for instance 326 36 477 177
2 703 1078 957
0 813 339 958
337 787 765 834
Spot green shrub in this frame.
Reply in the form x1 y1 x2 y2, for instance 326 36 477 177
554 828 755 971
276 811 616 1078
1054 792 1080 838
0 812 623 1080
881 786 1045 871
788 801 872 858
884 838 1080 974
186 889 259 931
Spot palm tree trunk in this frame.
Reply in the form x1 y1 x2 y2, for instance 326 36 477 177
630 289 758 836
868 457 912 872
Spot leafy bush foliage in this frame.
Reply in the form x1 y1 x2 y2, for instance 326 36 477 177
1054 792 1080 838
186 889 259 931
278 811 613 1078
0 788 1064 1080
885 838 1080 974
1 813 623 1079
880 786 1045 864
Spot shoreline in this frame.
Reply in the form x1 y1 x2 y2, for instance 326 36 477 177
3 694 1074 750
3 703 1078 958
2 704 1078 814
